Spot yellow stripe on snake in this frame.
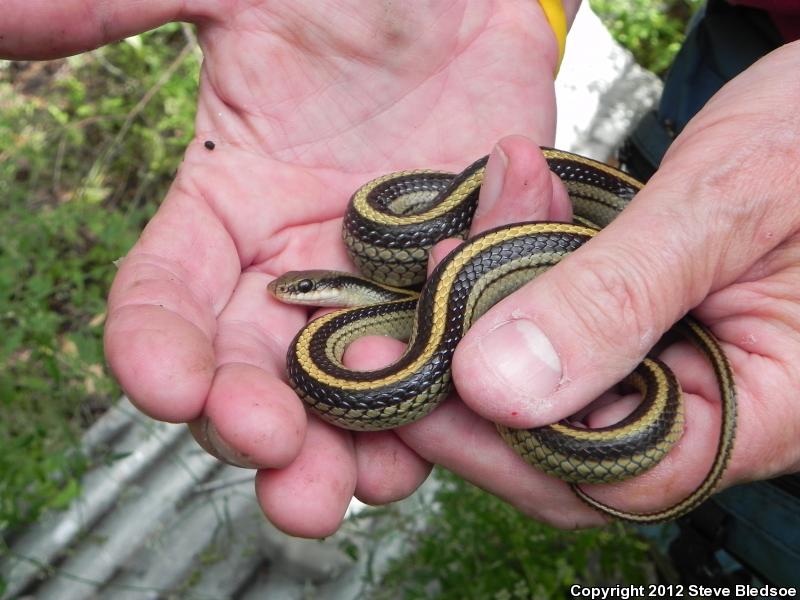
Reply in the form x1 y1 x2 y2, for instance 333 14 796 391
268 148 737 523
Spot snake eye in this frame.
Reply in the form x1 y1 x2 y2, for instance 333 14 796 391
296 279 314 293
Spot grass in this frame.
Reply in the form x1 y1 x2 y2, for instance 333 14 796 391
0 23 200 533
590 0 704 75
363 470 652 598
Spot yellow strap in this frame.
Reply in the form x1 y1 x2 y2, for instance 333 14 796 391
538 0 567 75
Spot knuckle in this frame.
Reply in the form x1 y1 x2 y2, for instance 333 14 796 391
558 252 662 357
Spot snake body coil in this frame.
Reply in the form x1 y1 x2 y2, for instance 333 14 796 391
269 148 737 523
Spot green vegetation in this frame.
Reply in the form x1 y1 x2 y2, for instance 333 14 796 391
365 470 651 598
590 0 704 74
0 23 200 531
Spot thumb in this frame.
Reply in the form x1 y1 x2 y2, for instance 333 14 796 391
452 143 787 429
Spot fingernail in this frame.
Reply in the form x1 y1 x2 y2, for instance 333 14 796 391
205 420 260 469
475 143 508 218
478 319 562 403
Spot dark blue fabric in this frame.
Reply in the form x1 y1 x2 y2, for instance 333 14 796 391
622 0 782 180
712 481 800 585
658 0 782 133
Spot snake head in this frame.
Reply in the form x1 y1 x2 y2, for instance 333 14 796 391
268 269 416 307
268 270 359 306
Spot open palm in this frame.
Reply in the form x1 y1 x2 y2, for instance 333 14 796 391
83 1 564 536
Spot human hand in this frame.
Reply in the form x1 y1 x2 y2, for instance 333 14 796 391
395 41 800 528
1 1 573 536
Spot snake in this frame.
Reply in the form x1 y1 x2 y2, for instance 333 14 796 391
267 148 737 523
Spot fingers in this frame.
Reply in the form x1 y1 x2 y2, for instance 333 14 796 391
254 331 431 537
420 133 744 521
199 272 308 468
397 398 605 528
435 49 800 518
215 271 355 537
408 135 607 528
575 359 724 514
354 432 433 505
472 135 572 232
343 334 433 505
398 345 731 524
454 173 689 427
105 185 241 423
1 1 191 60
256 416 357 538
428 136 571 267
453 127 798 430
104 303 216 424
